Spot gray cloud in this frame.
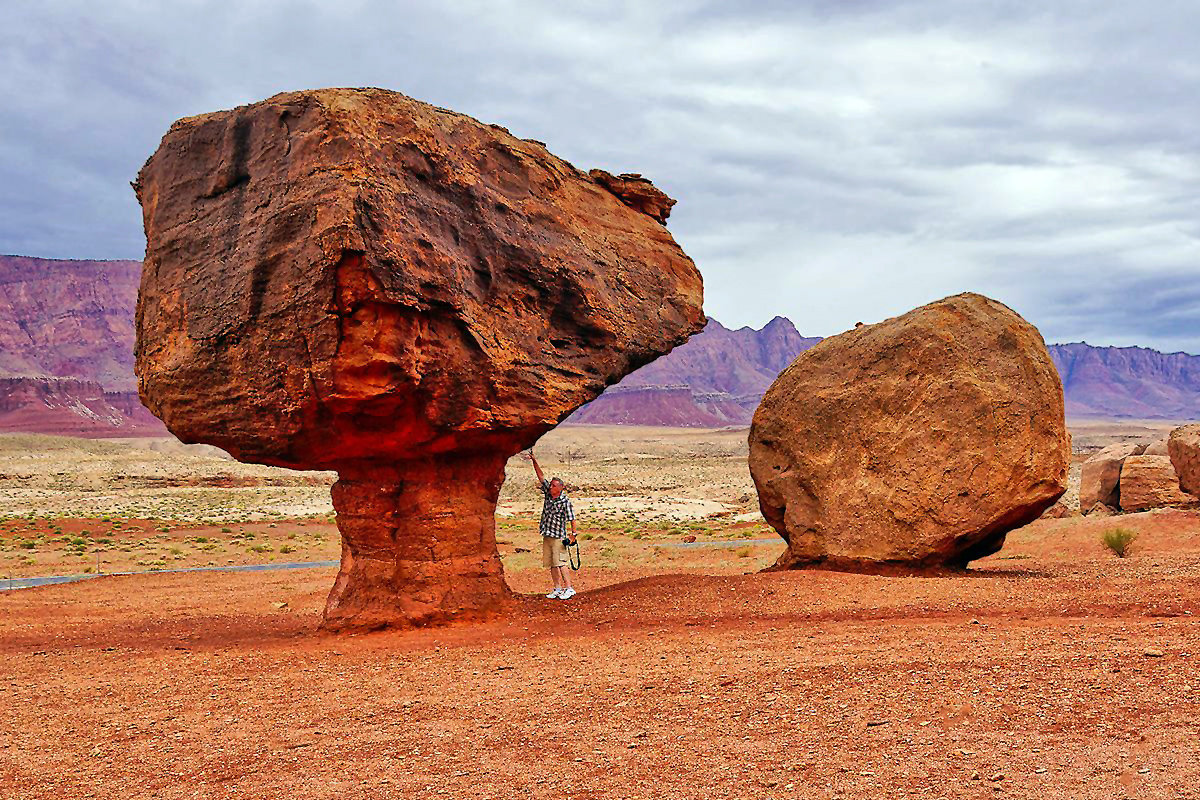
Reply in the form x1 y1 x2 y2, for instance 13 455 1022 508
1 1 1197 352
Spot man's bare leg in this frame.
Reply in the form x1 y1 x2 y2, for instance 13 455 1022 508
554 565 573 591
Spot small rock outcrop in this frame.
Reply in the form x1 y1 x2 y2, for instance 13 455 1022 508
1168 424 1200 497
749 293 1069 571
134 88 704 629
1080 443 1145 512
1118 455 1194 512
1143 439 1169 456
1039 500 1077 520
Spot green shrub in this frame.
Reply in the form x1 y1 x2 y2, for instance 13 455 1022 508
1101 527 1138 558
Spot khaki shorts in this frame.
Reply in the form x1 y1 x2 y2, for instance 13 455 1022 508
542 536 568 568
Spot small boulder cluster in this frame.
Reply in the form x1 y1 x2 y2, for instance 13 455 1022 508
1080 424 1200 515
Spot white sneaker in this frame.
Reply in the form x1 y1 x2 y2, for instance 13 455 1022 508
559 588 577 600
546 588 563 598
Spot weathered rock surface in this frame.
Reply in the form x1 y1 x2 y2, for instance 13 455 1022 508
749 293 1069 571
1080 443 1145 512
1118 455 1194 512
1143 439 1169 456
1039 500 1077 520
1168 424 1200 497
135 88 704 629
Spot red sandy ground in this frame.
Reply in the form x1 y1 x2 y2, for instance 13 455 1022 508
2 511 1200 799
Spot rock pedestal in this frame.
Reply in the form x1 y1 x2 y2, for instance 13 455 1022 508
325 455 509 630
134 88 704 629
749 293 1069 571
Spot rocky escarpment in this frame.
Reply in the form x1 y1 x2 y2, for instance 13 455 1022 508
134 87 704 629
0 255 166 436
1049 343 1200 419
749 293 1069 571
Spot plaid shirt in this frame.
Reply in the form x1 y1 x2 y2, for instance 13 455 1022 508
539 479 575 539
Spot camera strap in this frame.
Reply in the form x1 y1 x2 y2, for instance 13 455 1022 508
566 539 581 571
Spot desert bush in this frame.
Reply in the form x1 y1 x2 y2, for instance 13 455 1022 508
735 546 753 558
279 544 295 554
1101 527 1138 558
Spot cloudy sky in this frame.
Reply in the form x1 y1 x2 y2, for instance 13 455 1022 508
3 1 1198 352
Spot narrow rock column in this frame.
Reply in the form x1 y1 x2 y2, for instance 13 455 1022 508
323 453 513 630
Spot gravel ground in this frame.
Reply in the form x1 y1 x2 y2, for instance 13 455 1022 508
2 510 1199 800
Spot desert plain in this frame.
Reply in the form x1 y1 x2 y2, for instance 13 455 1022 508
2 421 1199 799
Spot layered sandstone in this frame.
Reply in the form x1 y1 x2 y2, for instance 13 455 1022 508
1079 443 1145 512
1168 424 1200 497
1118 455 1194 512
134 88 704 629
749 293 1069 571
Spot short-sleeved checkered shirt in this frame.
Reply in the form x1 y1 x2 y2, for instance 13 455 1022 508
539 479 575 539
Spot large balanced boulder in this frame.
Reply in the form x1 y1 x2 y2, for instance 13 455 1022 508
1118 455 1194 512
749 293 1068 570
134 88 704 629
1080 443 1145 512
1168 424 1200 497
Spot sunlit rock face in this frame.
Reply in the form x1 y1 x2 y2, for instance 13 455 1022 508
749 293 1069 572
134 88 704 629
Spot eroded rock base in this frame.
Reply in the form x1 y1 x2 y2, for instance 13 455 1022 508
323 454 513 630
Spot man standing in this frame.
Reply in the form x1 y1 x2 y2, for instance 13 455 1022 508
525 450 577 600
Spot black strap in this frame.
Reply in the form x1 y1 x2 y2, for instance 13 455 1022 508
566 539 581 571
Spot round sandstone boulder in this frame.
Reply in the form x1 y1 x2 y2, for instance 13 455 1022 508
1168 424 1200 497
749 293 1069 571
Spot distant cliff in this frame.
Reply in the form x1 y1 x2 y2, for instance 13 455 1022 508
0 255 165 436
2 255 1197 433
1048 342 1200 419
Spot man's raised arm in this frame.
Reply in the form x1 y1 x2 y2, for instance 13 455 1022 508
524 450 546 485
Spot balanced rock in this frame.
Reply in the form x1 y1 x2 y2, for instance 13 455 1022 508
749 293 1068 570
1168 424 1200 497
1080 443 1145 512
1118 455 1194 512
134 88 704 629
